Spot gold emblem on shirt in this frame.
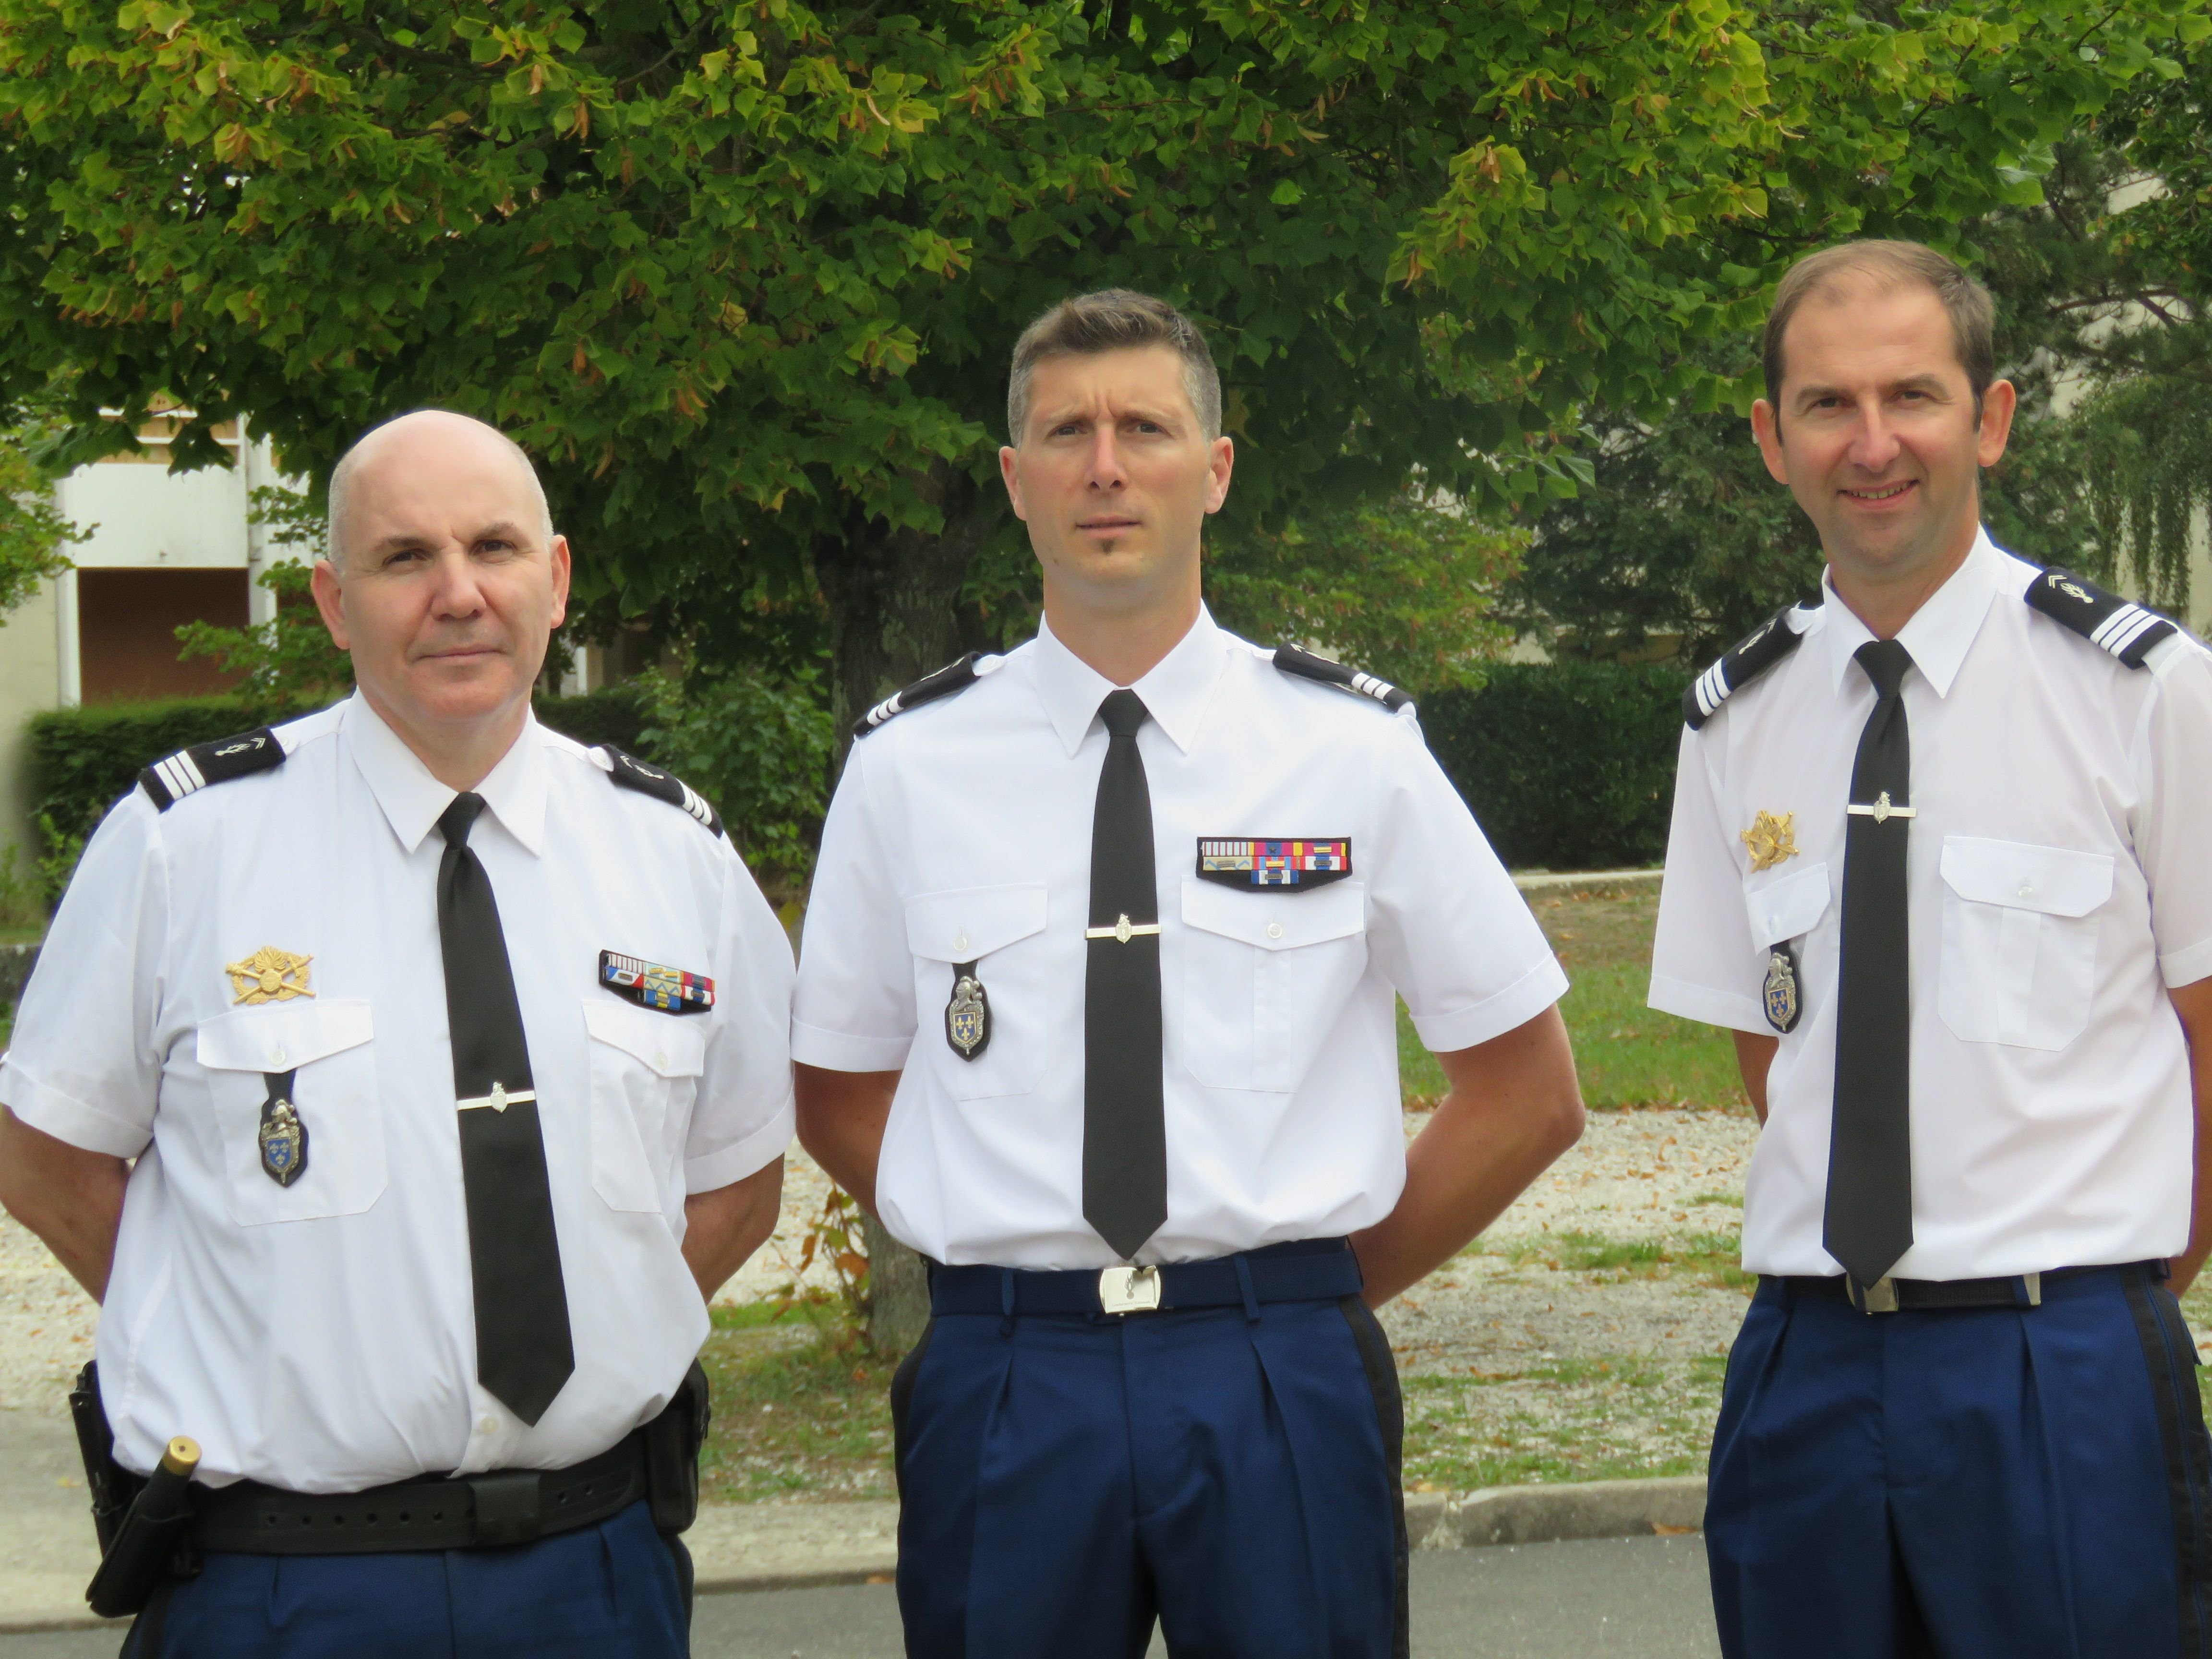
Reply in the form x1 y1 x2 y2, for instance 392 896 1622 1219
225 946 315 1005
1741 811 1799 874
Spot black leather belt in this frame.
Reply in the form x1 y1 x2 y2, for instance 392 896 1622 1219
192 1429 648 1554
1774 1261 2158 1314
929 1237 1364 1318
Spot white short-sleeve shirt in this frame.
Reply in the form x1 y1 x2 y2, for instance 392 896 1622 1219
793 608 1566 1269
0 695 795 1490
1650 531 2212 1278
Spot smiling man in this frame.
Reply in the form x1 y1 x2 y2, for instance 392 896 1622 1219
0 410 794 1656
793 290 1584 1658
1651 242 2212 1658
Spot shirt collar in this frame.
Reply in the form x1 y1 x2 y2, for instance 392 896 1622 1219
1822 526 2003 699
1031 606 1230 757
341 694 548 857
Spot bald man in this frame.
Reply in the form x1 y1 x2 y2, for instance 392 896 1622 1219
0 410 795 1657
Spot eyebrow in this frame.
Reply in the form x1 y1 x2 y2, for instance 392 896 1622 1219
1792 374 1953 411
361 520 534 558
1038 405 1183 432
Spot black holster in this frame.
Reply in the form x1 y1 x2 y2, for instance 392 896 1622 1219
642 1359 711 1534
71 1363 200 1619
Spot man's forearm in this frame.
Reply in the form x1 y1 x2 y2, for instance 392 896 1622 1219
682 1159 784 1301
1351 1007 1584 1308
2167 978 2212 1293
794 1064 900 1215
0 1107 129 1303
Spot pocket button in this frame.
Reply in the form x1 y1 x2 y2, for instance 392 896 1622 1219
1265 922 1284 940
2018 883 2033 899
267 1046 287 1067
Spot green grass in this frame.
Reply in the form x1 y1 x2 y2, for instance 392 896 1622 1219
1403 1353 1730 1492
1487 1228 1756 1292
1400 886 1749 1111
697 1310 897 1503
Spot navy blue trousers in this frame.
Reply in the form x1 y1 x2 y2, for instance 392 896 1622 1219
121 1498 688 1659
1708 1266 2212 1659
892 1293 1407 1659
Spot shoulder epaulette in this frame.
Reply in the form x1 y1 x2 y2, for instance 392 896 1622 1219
852 652 982 739
600 745 724 839
2024 567 2178 668
137 727 285 811
1684 604 1813 729
1269 644 1413 713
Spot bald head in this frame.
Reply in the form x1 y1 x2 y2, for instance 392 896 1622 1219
326 410 552 572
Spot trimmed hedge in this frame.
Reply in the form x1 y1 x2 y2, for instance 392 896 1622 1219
24 687 651 901
1421 661 1687 871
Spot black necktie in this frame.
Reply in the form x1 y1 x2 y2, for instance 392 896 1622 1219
1826 639 1916 1292
438 793 575 1425
1083 690 1167 1260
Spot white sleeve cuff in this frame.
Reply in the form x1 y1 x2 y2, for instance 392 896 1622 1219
684 1102 796 1195
790 1018 914 1072
1408 958 1570 1054
2163 937 2212 991
1647 974 1767 1034
0 1059 152 1158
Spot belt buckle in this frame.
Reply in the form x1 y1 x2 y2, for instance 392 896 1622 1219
1099 1264 1162 1315
468 1469 543 1547
1848 1275 1899 1315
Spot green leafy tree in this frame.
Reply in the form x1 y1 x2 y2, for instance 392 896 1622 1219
0 0 2196 729
0 406 80 616
173 488 354 718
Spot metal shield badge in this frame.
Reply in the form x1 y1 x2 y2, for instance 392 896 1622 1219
1762 944 1802 1034
257 1083 309 1187
945 963 990 1060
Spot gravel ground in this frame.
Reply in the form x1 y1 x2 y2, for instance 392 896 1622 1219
0 1108 1752 1417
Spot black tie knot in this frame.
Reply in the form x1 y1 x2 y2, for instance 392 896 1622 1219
438 792 488 847
1854 638 1913 701
1099 688 1149 738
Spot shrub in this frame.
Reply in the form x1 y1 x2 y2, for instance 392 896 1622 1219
24 673 830 907
1420 661 1686 871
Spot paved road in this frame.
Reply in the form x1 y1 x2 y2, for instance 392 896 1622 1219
0 1534 1719 1658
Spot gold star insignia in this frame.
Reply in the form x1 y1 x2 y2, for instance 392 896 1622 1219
1741 811 1799 874
225 946 315 1005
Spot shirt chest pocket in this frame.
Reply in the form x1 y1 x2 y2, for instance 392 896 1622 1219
905 885 1049 1101
1177 879 1370 1094
584 1000 708 1215
195 1000 384 1226
1937 837 2114 1050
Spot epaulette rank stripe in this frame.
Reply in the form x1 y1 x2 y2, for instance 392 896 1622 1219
137 727 286 811
1270 644 1414 713
852 652 984 739
600 745 726 840
2024 566 2178 669
1682 604 1813 730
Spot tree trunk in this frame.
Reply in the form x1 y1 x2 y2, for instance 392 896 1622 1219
814 462 1006 1357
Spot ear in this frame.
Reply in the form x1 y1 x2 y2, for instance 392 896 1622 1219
1975 379 2018 469
1202 435 1234 515
1750 399 1790 486
998 445 1028 522
310 557 350 651
547 534 571 630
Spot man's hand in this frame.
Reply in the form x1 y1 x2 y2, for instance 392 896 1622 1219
2169 977 2212 1293
682 1158 785 1302
1351 1005 1584 1308
0 1107 129 1302
794 1064 901 1215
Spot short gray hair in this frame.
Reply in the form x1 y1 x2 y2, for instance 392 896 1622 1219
325 409 554 569
1006 289 1222 444
1764 240 1996 421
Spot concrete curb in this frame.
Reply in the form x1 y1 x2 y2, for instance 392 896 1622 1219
0 1477 1706 1631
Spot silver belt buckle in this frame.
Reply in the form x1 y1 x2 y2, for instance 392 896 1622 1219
1851 1275 1899 1314
1099 1264 1162 1315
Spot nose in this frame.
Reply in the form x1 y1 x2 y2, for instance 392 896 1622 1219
1846 398 1902 474
1084 426 1128 492
427 547 489 618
